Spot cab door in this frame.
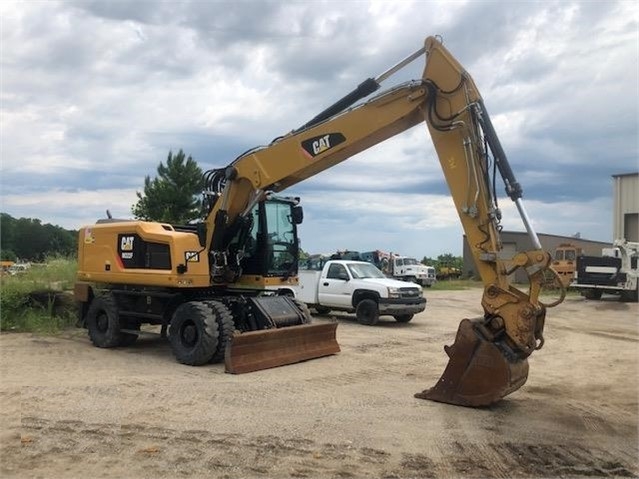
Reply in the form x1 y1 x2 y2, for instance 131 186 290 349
318 263 353 308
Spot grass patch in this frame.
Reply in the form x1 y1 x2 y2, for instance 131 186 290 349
429 279 483 291
0 257 77 333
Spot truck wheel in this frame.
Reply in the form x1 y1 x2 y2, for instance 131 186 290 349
315 306 331 315
86 293 121 348
356 299 379 326
169 301 219 366
204 300 235 363
394 314 414 323
620 287 639 302
583 290 603 300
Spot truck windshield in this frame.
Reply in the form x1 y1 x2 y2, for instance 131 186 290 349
347 263 386 279
404 258 419 265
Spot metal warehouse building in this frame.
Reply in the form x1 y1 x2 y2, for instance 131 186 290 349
462 172 638 283
613 172 639 242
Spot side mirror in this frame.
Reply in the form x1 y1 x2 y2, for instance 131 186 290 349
292 205 304 225
337 272 349 281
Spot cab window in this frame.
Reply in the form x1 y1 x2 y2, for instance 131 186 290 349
327 264 348 280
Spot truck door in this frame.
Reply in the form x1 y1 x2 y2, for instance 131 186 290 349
318 263 353 308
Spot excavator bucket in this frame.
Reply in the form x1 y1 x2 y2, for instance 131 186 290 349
415 318 529 407
225 322 339 374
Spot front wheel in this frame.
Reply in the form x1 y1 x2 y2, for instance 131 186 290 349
356 299 379 326
583 289 602 300
394 314 414 323
169 302 220 366
315 305 331 315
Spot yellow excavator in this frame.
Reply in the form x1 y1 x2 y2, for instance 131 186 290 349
75 36 563 407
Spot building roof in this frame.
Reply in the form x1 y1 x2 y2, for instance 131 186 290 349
611 172 639 178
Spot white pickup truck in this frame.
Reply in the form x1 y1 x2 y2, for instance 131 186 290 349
293 260 426 325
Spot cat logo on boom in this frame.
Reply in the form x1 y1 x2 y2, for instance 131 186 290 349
301 133 346 159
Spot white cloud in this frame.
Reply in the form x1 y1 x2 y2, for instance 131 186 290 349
0 0 635 261
1 188 138 229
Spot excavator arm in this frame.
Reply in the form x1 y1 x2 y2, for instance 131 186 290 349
206 36 563 405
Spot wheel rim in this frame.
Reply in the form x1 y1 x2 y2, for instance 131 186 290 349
180 321 198 347
96 312 109 332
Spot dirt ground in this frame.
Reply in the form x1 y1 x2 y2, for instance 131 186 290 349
1 288 637 478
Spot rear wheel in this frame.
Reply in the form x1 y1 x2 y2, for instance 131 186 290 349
394 314 414 323
169 302 220 366
583 289 603 300
86 293 121 348
356 299 379 326
620 286 639 302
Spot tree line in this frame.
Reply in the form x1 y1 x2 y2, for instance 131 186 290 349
0 214 77 262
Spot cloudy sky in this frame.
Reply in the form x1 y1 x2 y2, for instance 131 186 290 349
1 0 637 259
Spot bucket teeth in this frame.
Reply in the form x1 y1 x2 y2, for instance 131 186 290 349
225 322 339 374
415 318 529 407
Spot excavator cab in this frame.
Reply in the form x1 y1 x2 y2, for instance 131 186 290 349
235 198 301 279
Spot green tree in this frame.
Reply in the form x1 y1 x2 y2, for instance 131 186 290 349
0 213 76 261
421 256 436 266
132 150 204 224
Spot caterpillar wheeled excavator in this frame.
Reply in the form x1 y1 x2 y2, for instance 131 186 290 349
75 36 564 407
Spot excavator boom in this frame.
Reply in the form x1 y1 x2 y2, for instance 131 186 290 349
212 36 562 404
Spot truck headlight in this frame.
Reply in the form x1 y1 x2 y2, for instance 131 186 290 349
387 287 401 298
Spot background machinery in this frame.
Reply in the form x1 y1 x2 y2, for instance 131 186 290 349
571 239 638 301
552 243 581 288
75 36 563 406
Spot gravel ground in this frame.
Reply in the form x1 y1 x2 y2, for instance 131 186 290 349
1 288 637 478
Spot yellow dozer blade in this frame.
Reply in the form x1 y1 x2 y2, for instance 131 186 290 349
225 322 339 374
415 318 529 407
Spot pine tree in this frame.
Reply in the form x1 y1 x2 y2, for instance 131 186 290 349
132 150 204 224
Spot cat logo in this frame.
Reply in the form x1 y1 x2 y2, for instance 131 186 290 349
185 251 200 263
301 133 346 159
121 236 135 251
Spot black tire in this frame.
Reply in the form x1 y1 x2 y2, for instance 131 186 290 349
314 305 331 315
620 287 639 302
583 289 603 300
86 293 121 348
169 301 220 366
203 300 235 363
356 299 379 326
394 314 414 323
293 299 312 324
